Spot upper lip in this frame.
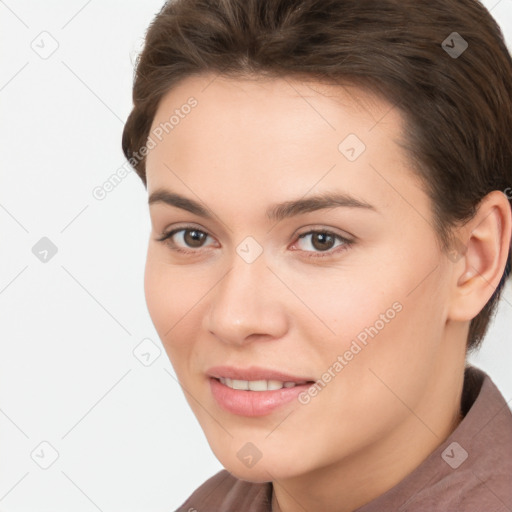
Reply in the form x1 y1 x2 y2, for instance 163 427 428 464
207 365 316 383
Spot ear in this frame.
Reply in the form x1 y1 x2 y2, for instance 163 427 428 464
447 190 511 322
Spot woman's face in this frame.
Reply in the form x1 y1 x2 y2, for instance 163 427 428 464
144 73 460 482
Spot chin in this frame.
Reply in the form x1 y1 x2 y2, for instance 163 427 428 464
223 463 276 484
219 451 308 484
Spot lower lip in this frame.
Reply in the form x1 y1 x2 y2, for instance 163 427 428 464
209 377 313 417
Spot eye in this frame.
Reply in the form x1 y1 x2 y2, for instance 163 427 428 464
292 230 352 259
156 225 353 259
156 226 216 254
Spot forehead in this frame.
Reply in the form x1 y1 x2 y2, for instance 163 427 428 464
149 72 401 137
145 73 424 221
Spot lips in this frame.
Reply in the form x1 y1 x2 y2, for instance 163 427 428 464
209 377 313 416
206 365 316 383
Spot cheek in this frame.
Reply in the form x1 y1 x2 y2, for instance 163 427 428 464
144 255 198 350
307 251 447 391
286 265 398 347
144 256 170 334
322 272 448 427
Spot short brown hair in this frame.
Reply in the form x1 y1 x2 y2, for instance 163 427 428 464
122 0 512 353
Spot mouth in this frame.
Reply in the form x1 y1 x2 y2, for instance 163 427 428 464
207 364 316 386
212 376 316 391
206 366 317 416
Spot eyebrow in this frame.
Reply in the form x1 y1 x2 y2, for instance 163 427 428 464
148 189 377 223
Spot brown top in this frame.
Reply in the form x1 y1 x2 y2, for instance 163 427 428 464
175 365 512 511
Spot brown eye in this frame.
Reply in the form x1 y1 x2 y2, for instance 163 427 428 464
182 229 208 248
294 230 353 259
157 227 214 252
310 232 335 251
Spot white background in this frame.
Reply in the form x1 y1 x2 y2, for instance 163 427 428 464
0 1 511 510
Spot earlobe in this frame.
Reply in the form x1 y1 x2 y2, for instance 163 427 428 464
448 190 511 322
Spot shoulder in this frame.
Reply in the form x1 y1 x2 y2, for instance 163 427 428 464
175 469 272 512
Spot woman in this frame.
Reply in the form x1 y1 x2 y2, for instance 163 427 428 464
122 0 512 510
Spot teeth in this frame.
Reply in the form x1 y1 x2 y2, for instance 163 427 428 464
232 379 248 390
218 377 306 391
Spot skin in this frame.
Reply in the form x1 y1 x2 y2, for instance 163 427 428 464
143 73 511 512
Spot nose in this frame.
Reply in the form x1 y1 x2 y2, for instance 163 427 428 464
203 251 288 346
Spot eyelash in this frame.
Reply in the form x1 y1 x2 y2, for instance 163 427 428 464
155 225 353 259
